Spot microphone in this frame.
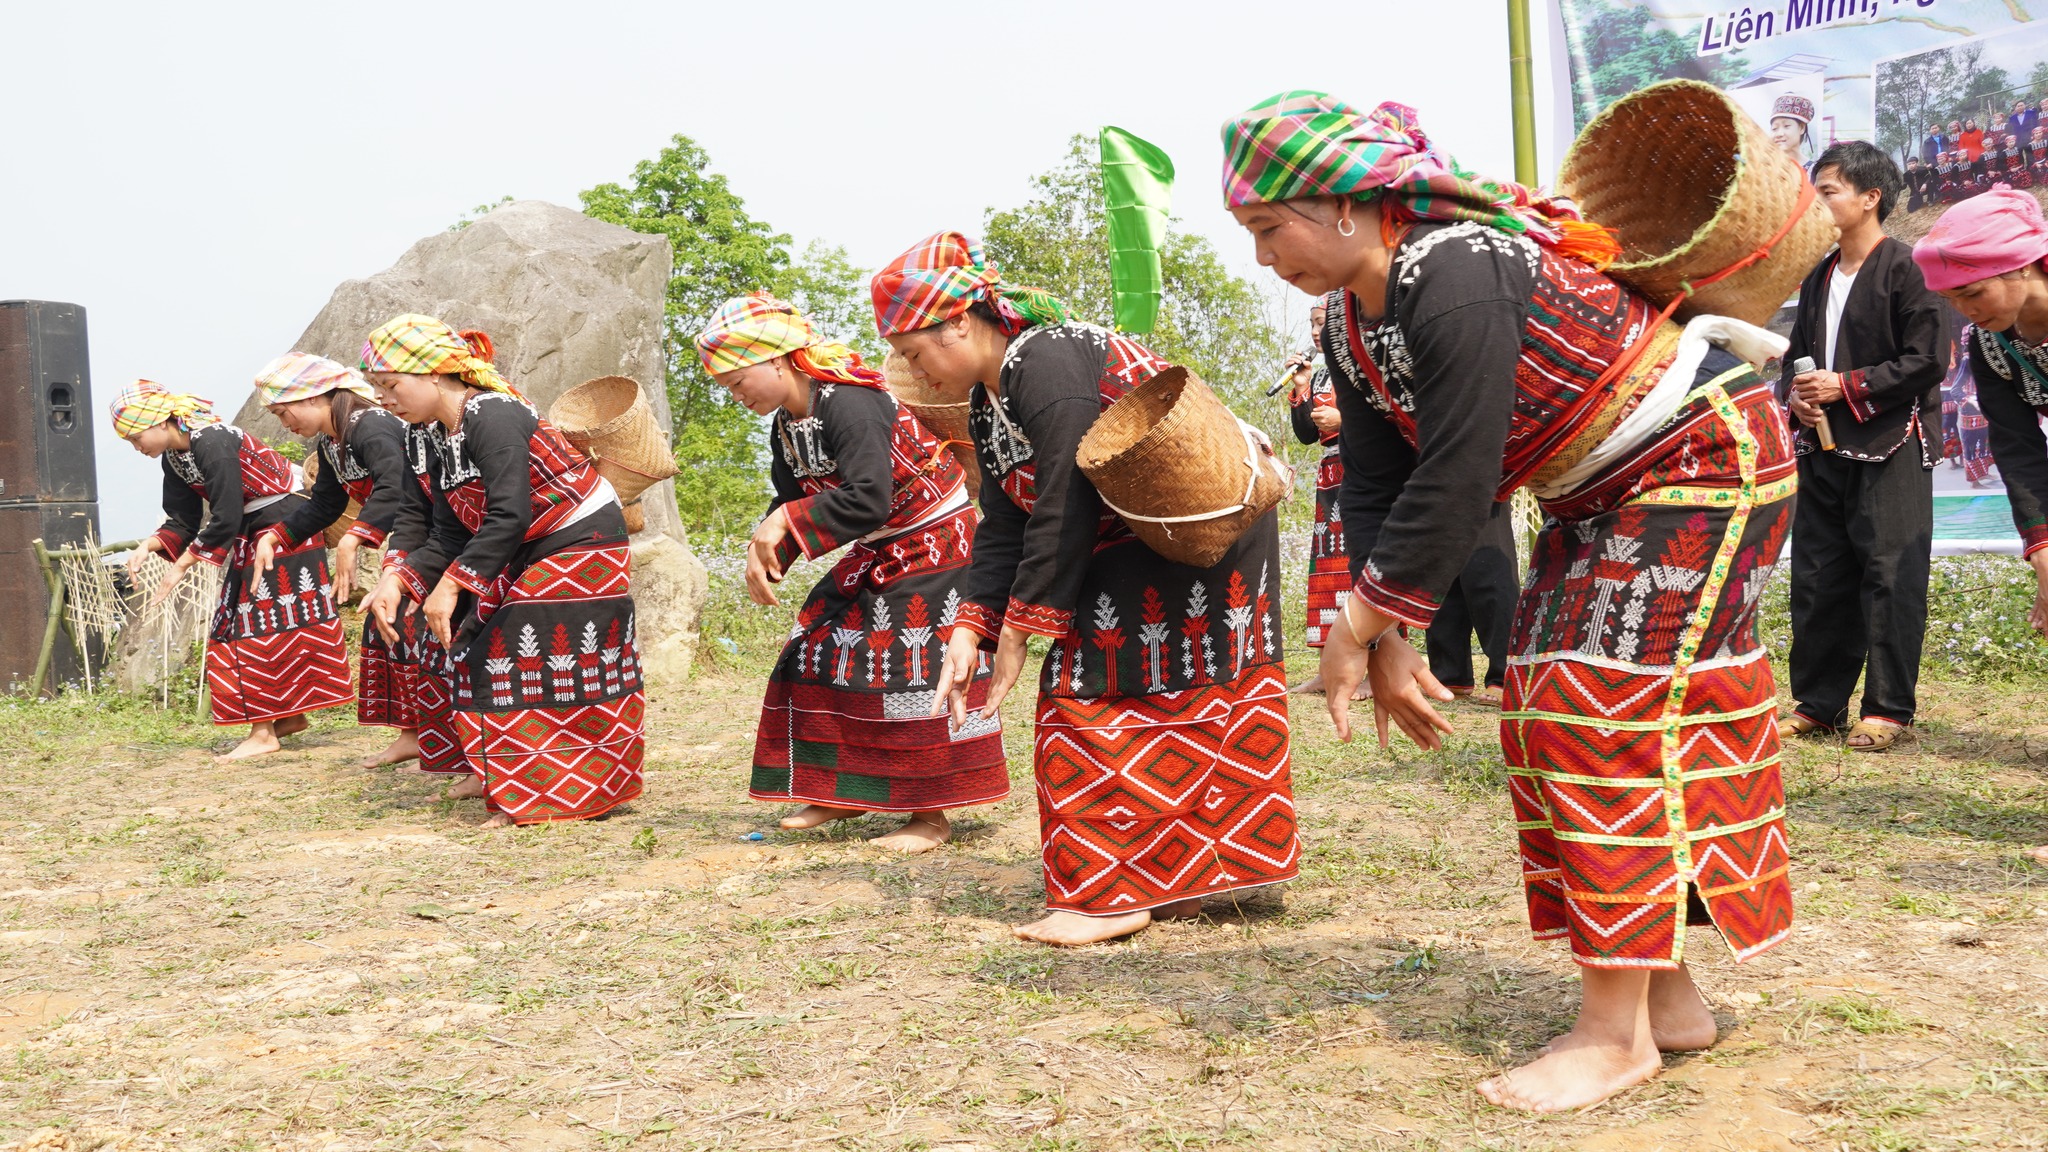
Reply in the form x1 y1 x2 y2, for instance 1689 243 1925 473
1267 349 1317 397
1792 355 1837 451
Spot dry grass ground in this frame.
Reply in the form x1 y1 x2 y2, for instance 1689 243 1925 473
2 601 2046 1151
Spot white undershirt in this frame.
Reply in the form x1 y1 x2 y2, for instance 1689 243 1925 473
1823 265 1857 371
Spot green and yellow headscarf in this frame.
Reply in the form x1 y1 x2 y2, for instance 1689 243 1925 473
360 314 518 397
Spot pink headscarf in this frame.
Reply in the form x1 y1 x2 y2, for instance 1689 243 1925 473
1912 185 2048 290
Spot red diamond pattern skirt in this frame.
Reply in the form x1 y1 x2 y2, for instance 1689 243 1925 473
1503 362 1796 969
1034 662 1299 915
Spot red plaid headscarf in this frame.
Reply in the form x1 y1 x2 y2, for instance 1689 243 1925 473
870 232 1070 337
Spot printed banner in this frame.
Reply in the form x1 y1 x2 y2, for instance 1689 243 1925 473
1552 0 2047 552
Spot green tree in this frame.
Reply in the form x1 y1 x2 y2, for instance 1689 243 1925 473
583 135 862 536
1561 0 1747 127
580 134 794 430
783 239 882 364
980 136 1289 440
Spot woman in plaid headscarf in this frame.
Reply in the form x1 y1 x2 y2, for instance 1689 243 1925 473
251 352 462 773
699 292 1007 851
1222 91 1797 1111
876 232 1298 946
109 379 354 759
359 314 643 828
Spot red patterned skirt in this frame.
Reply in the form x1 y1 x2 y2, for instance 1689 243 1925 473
205 530 353 726
1036 663 1297 915
449 517 645 824
1503 356 1795 969
359 599 463 773
1962 416 1994 482
754 503 1009 812
1304 449 1351 647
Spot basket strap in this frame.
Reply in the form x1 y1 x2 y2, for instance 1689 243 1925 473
1539 176 1819 474
1096 419 1269 528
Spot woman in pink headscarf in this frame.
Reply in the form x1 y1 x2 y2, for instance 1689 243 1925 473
1913 186 2048 867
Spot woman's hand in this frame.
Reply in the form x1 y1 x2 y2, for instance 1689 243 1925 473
1309 406 1343 433
1363 630 1456 751
364 569 405 647
252 531 280 583
424 575 462 649
332 536 361 604
1322 601 1453 749
1284 354 1316 404
745 508 794 607
928 624 1030 730
126 537 164 583
149 551 198 608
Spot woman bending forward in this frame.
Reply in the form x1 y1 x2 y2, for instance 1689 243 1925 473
697 292 1009 852
875 232 1300 946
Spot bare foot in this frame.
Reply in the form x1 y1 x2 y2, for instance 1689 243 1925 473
2026 844 2048 866
780 804 867 830
361 730 421 769
1153 897 1205 920
1290 674 1326 696
481 812 515 829
1477 1027 1661 1113
1014 909 1153 946
1647 964 1718 1052
218 723 282 762
445 774 485 800
869 812 951 853
273 714 310 738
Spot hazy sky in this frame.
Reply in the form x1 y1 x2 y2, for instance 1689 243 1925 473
2 0 1575 539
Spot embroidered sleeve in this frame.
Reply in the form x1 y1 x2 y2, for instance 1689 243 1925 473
1973 339 2048 558
187 427 246 566
270 437 348 550
954 473 1026 647
1002 599 1073 638
1337 227 1529 627
993 332 1112 639
779 386 895 559
445 396 538 594
153 459 201 558
1837 253 1949 425
343 412 414 549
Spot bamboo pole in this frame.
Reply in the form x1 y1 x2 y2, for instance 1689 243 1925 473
1508 0 1539 186
29 539 67 699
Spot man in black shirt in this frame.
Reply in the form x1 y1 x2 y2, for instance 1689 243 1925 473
1779 142 1949 751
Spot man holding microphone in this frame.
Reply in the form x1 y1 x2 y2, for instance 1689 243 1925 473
1780 141 1951 751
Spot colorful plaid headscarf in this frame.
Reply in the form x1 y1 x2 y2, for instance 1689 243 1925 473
871 232 1071 338
254 352 376 407
108 379 220 438
1220 91 1618 265
696 292 886 389
360 314 518 397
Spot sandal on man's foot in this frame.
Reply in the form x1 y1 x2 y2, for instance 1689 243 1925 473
1846 717 1911 753
1777 714 1830 740
1465 686 1504 709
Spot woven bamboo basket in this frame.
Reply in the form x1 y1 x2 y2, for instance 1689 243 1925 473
1076 367 1287 568
548 375 678 503
1557 79 1838 327
883 353 982 498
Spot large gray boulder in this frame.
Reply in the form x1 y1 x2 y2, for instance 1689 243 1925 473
233 199 687 546
208 199 708 685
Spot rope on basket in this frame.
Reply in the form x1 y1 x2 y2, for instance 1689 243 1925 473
1096 418 1282 539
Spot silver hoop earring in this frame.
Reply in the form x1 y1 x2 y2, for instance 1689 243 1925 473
1336 217 1357 237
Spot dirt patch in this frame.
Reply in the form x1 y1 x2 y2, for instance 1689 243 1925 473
1 664 2044 1149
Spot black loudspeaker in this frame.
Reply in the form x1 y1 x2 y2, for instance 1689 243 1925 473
1 300 100 695
0 502 100 692
0 300 98 505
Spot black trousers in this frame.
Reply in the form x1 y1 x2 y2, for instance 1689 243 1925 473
1426 507 1520 690
1788 448 1933 727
